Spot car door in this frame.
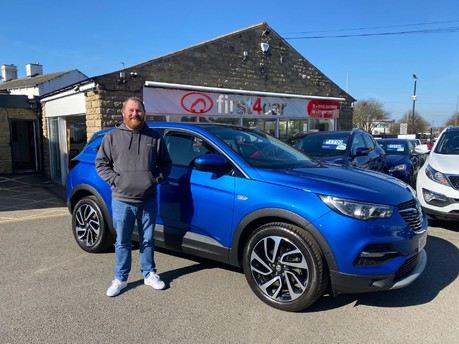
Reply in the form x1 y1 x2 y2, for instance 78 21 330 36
349 133 371 169
157 130 236 256
362 133 386 172
407 141 420 174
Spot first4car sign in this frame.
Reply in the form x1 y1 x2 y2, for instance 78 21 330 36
143 83 342 119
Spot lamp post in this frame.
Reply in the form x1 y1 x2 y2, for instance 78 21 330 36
456 95 458 126
411 74 417 134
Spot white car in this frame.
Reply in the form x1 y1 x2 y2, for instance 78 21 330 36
416 126 459 221
414 143 431 155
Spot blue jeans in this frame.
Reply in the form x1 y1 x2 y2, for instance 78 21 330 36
111 198 158 282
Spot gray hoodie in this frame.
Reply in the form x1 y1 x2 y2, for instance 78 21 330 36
95 122 172 203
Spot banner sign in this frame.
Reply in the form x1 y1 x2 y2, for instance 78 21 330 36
307 100 341 118
143 87 341 119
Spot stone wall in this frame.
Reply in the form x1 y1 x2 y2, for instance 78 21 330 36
92 23 354 130
41 108 50 177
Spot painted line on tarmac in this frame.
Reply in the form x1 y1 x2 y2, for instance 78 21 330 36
0 211 69 224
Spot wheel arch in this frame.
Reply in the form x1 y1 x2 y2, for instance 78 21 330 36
69 184 114 236
229 208 338 272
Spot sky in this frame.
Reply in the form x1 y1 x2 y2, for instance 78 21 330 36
2 0 458 127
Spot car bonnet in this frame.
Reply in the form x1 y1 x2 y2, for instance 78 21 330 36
385 155 409 167
428 152 459 174
255 165 414 205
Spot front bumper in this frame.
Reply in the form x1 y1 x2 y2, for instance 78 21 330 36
424 207 459 221
330 249 427 294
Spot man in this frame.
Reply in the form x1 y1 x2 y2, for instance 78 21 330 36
96 96 172 297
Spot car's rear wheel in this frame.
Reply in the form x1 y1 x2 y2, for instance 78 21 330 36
72 196 114 253
242 222 328 312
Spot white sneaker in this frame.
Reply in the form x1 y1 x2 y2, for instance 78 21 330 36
144 272 165 290
106 279 127 297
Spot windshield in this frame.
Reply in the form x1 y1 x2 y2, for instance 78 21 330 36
434 131 459 155
290 132 350 157
378 141 408 156
205 126 317 169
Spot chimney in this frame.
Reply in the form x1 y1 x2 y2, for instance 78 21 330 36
26 63 43 77
1 64 18 82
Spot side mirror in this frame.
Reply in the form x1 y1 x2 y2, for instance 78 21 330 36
194 154 231 174
354 147 370 157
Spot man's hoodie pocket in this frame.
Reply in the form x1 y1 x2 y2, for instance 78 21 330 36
115 170 155 199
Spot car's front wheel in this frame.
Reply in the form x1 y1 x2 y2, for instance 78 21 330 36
72 196 114 253
242 222 328 312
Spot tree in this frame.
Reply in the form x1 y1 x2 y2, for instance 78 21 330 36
390 110 430 135
352 99 391 132
445 112 459 127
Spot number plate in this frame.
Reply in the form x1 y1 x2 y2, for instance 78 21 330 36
418 233 427 252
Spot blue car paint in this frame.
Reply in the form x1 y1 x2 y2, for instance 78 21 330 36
377 138 421 185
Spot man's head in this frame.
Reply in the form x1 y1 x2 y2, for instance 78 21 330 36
121 97 146 131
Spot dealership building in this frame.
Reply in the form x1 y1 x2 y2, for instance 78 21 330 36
38 22 354 184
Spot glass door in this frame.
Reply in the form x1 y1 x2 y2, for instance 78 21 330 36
49 118 62 183
48 117 69 184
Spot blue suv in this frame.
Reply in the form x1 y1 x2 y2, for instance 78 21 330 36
67 122 427 311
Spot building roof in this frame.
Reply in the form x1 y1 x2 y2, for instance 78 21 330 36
0 71 73 90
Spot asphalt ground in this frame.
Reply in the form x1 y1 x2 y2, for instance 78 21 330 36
0 174 67 224
0 174 458 343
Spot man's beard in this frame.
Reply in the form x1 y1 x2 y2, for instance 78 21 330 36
125 117 145 131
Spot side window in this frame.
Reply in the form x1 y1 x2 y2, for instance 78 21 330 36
362 134 375 150
407 141 414 153
164 132 215 167
351 134 366 155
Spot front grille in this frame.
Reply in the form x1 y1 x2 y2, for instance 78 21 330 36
448 175 459 190
394 253 420 282
398 198 423 233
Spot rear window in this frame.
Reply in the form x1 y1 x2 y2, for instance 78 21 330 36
295 133 350 157
381 142 407 155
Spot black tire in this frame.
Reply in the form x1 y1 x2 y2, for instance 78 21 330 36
242 222 328 312
72 195 114 253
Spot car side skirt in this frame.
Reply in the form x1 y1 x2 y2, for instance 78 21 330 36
151 224 230 264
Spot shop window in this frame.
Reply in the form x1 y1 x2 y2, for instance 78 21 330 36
68 116 87 159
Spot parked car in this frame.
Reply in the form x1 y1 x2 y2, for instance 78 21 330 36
410 138 422 147
416 126 459 221
67 123 427 312
287 129 387 172
377 138 422 186
414 142 432 155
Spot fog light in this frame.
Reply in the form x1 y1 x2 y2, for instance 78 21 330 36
423 188 449 205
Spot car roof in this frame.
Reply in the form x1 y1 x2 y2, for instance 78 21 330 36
378 138 410 142
87 122 257 144
146 122 268 136
292 130 352 138
445 126 459 132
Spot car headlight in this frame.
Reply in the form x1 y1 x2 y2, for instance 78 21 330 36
425 164 449 186
319 195 393 220
388 164 406 172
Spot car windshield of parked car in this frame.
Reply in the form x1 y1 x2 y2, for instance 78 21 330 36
206 126 317 169
379 141 408 156
291 132 350 157
434 132 459 155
